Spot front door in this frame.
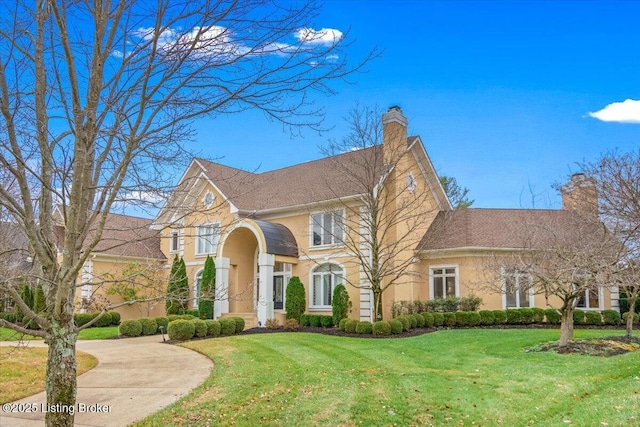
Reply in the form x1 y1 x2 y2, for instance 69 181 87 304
273 276 284 310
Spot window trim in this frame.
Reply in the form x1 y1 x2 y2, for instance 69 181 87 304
501 269 535 309
309 209 345 249
576 287 604 311
428 265 459 299
170 230 179 253
195 222 221 257
309 262 345 310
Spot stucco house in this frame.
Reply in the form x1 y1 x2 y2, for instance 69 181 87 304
149 107 618 327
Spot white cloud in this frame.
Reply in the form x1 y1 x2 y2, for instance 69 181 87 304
295 27 343 45
588 99 640 123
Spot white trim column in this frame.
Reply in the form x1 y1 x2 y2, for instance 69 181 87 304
214 257 230 318
257 253 275 327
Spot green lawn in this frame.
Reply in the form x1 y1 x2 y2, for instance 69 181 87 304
0 326 119 341
135 329 640 427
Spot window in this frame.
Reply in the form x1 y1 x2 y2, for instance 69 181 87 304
202 191 215 209
170 231 179 252
311 210 344 246
311 263 344 308
430 267 457 299
577 288 601 310
407 172 416 193
273 262 292 310
196 223 220 256
194 270 203 308
503 270 533 308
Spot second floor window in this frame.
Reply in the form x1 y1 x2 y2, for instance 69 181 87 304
170 231 179 252
312 210 344 246
196 223 220 255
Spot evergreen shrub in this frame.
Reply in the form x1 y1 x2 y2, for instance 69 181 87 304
167 319 195 341
356 321 373 334
119 320 142 337
372 321 391 336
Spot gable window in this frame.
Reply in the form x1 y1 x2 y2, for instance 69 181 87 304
196 223 220 256
503 270 533 308
311 210 344 247
170 231 179 252
430 267 458 299
407 172 416 193
311 263 344 308
577 288 601 310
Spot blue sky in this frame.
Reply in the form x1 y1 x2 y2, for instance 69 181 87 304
191 0 640 210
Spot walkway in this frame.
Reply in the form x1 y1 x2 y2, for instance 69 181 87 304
0 335 213 426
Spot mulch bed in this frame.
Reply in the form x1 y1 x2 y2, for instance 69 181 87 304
526 335 640 357
241 325 435 339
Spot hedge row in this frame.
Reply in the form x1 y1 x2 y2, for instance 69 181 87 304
74 311 121 328
119 315 245 340
300 314 334 328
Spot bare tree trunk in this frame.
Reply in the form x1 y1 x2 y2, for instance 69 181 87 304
44 319 78 427
626 298 636 339
559 306 575 348
373 289 383 321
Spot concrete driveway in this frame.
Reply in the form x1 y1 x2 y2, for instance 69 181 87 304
0 335 213 426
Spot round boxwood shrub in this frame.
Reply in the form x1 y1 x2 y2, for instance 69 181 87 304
167 314 181 322
413 313 425 328
455 311 470 327
154 316 169 332
320 315 334 328
573 309 586 325
110 311 121 326
372 321 391 336
432 312 444 327
139 317 158 336
309 315 322 327
119 319 142 337
479 310 495 325
300 314 311 327
179 314 196 320
602 310 621 325
443 312 456 327
622 312 640 324
339 318 349 331
192 319 207 337
518 308 534 324
506 310 522 325
544 308 561 324
531 308 545 324
584 311 602 325
74 312 96 328
468 311 481 327
493 310 507 324
408 315 418 329
396 316 410 331
94 312 113 327
219 318 236 336
386 319 401 334
205 319 221 337
231 317 245 333
421 312 435 328
345 319 358 333
356 321 373 334
168 319 195 341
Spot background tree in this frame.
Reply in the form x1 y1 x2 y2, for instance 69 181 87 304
198 255 216 319
285 276 306 322
439 176 474 209
0 2 372 424
166 255 181 315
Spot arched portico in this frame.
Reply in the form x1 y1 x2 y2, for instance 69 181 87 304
214 219 298 327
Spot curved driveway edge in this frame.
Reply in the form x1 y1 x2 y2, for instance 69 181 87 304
0 335 213 426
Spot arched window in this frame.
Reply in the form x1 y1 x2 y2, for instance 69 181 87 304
311 263 344 308
194 269 203 309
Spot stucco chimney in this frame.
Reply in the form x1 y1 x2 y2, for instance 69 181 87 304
382 106 408 165
561 173 598 218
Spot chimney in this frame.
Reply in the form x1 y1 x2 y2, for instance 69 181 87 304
561 173 598 218
382 106 408 165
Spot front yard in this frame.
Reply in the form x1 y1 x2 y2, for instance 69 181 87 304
135 329 640 427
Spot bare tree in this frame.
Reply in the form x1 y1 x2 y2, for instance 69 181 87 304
316 106 440 320
0 1 373 425
581 151 640 338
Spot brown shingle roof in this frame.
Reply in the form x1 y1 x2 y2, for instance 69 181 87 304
417 208 575 251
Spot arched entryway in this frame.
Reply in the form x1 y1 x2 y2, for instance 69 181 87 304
220 226 259 313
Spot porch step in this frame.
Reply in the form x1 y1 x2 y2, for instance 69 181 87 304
218 312 259 329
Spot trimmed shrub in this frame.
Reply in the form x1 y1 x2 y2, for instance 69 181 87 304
408 314 418 329
432 312 445 327
442 297 459 312
459 295 483 312
167 314 182 322
421 312 435 328
455 311 470 327
414 313 425 328
443 312 456 327
372 321 391 336
622 312 640 324
573 309 586 325
309 315 322 327
339 318 349 331
345 319 358 333
192 319 207 338
479 310 495 325
585 311 602 325
300 314 311 327
198 255 216 320
285 318 299 331
493 310 507 324
110 311 121 326
74 312 96 328
205 319 221 337
602 309 621 325
331 284 350 326
230 317 245 333
219 318 236 336
468 311 481 327
544 308 561 324
389 319 403 334
506 310 522 325
154 316 169 332
168 319 195 341
94 312 113 327
139 318 158 336
266 318 280 329
285 276 306 322
397 316 410 331
356 321 373 334
531 308 545 324
179 314 196 320
519 308 534 324
180 309 200 318
320 315 334 328
119 319 142 337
